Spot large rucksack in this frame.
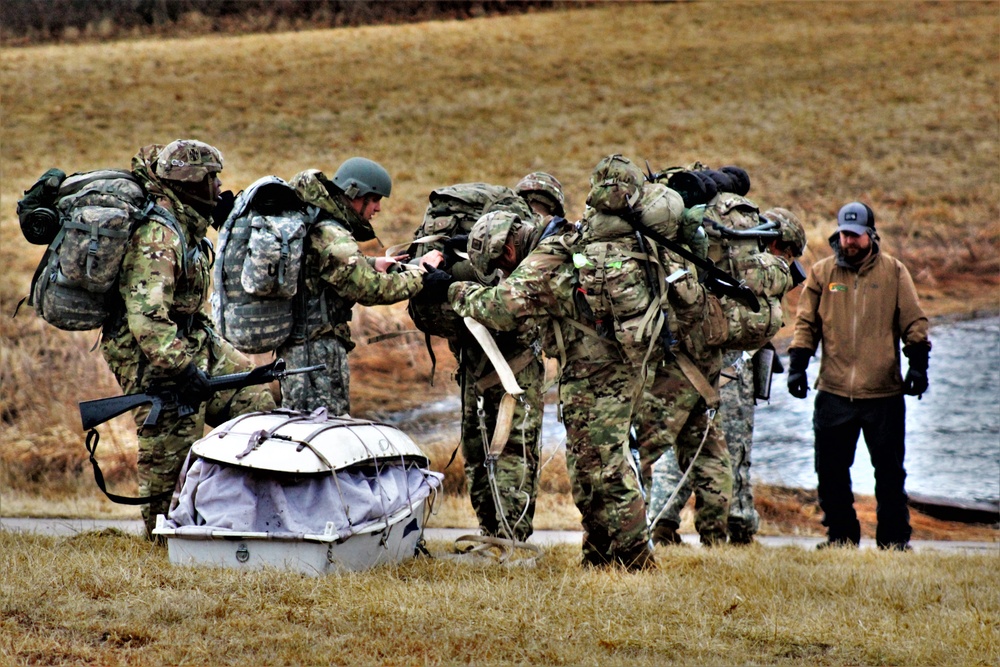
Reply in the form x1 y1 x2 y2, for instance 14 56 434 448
212 176 315 354
573 182 688 365
17 168 151 331
407 183 531 340
699 193 793 351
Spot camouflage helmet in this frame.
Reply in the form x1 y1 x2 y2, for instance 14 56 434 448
155 139 224 183
515 171 566 217
586 154 644 214
332 157 392 199
468 210 521 284
763 207 806 257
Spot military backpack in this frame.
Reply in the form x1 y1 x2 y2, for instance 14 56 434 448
16 168 155 331
573 181 689 365
406 183 532 340
698 194 794 351
212 176 315 354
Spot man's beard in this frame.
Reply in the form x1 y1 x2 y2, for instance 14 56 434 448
843 243 871 264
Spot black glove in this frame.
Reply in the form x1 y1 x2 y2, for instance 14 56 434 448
420 266 455 303
176 362 212 404
786 347 812 399
902 343 930 398
211 190 236 230
444 234 469 253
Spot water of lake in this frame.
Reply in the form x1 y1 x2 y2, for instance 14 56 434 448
387 316 1000 505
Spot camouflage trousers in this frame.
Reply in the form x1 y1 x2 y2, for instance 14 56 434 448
637 360 732 545
104 334 276 539
277 336 351 415
460 350 543 542
561 362 650 565
645 353 758 541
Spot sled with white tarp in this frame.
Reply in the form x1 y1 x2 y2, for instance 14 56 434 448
153 408 443 574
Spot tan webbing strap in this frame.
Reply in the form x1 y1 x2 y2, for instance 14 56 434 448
675 352 721 410
489 392 518 457
463 317 523 396
561 316 603 342
464 317 524 453
475 347 537 393
551 319 568 371
383 233 455 259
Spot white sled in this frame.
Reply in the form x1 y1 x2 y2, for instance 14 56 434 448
152 409 443 574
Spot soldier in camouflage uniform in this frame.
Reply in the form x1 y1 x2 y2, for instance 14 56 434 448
456 186 560 542
636 301 733 546
450 161 655 570
415 173 564 542
101 140 277 539
277 159 447 414
645 203 807 545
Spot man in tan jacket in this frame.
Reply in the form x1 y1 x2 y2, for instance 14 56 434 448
787 202 930 551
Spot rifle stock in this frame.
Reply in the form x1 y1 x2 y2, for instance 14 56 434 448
80 393 163 431
78 359 326 431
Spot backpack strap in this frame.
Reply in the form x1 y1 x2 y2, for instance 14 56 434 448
674 351 721 410
143 203 191 277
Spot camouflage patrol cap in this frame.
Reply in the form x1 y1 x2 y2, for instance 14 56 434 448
155 139 224 183
515 171 566 217
289 169 334 207
468 210 521 284
763 207 806 257
586 154 644 214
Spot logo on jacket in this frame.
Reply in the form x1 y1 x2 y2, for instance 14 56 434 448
828 283 848 292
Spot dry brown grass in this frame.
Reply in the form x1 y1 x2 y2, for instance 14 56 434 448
1 3 998 547
1 530 997 666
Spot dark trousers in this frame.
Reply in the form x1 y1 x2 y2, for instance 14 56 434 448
813 391 911 547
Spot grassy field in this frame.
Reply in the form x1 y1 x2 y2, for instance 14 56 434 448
1 5 998 663
1 530 998 666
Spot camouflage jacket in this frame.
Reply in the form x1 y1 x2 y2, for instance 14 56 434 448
298 185 423 347
101 146 214 382
449 232 625 379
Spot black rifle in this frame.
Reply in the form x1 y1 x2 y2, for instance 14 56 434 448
79 358 324 505
621 210 761 312
711 217 781 244
713 216 807 287
80 358 324 430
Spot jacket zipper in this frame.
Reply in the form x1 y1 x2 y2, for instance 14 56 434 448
849 272 858 400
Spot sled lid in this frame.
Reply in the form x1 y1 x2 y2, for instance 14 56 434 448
190 409 430 474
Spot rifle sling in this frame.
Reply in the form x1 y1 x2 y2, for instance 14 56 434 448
623 212 736 287
85 429 172 506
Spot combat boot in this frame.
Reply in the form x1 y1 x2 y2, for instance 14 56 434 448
650 519 683 546
728 521 755 546
816 537 859 550
618 545 657 572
